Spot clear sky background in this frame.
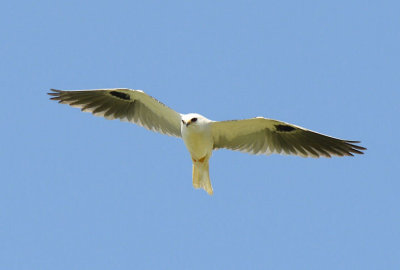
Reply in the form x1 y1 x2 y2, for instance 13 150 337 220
1 0 399 269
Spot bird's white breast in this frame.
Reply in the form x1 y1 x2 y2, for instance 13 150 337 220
181 123 213 160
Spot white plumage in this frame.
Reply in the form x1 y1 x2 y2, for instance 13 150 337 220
49 88 366 195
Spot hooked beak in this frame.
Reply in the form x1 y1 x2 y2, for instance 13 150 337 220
182 120 191 127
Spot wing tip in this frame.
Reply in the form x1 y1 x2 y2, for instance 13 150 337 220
48 88 61 93
48 88 63 97
48 89 63 100
344 140 367 155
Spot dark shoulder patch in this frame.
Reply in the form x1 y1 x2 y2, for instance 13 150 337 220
275 124 296 132
110 91 131 100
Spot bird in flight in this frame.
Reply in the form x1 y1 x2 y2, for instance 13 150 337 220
48 88 365 195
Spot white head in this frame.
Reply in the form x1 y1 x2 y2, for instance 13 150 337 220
181 113 211 128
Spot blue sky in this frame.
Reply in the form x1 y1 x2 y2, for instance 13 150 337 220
1 0 399 269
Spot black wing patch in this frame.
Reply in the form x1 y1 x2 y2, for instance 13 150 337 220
110 91 131 101
275 124 296 132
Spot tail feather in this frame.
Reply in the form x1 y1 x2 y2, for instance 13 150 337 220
192 161 213 195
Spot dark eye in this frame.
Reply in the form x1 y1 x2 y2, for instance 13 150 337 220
191 117 197 122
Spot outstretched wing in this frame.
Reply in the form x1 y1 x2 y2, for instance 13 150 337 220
211 117 366 158
48 89 182 137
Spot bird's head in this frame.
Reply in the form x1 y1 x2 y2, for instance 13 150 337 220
181 113 210 128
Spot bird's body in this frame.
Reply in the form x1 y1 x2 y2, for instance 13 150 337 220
181 114 213 160
49 88 366 195
181 114 214 194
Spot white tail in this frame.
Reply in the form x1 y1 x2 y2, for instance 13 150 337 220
192 160 213 195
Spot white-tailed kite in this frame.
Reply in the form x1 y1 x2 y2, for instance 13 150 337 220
48 88 366 195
